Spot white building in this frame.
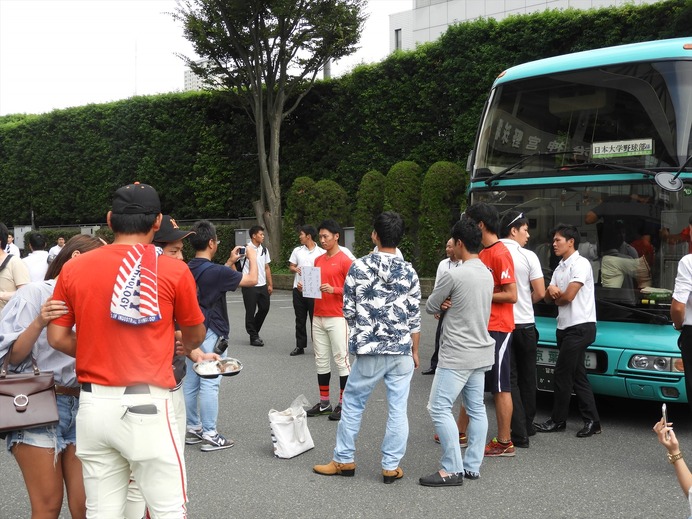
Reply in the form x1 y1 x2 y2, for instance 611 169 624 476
184 60 208 91
390 0 664 53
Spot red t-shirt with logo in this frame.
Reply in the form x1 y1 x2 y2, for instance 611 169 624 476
479 240 515 333
52 245 204 388
313 249 352 317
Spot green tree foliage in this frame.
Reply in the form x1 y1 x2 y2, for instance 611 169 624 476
173 0 366 261
353 170 385 257
418 161 466 277
384 161 422 264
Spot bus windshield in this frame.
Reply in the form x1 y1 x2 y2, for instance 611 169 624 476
475 60 692 176
471 184 692 325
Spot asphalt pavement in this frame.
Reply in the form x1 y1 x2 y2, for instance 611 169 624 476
1 289 691 518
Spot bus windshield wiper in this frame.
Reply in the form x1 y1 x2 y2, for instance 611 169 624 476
558 161 657 176
484 151 576 185
596 298 669 324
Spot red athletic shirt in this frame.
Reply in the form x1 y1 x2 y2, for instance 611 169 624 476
479 240 515 333
52 244 204 388
313 249 352 317
680 226 692 254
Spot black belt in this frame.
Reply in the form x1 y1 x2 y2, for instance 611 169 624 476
55 385 81 398
514 323 535 329
81 383 150 394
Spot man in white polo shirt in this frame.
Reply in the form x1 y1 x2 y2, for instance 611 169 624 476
48 236 66 258
534 223 600 438
288 225 325 356
672 251 692 416
241 225 273 346
22 233 49 282
499 211 545 448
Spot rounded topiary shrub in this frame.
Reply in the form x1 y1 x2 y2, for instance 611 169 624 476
305 179 351 231
353 170 385 257
282 176 317 263
418 161 467 277
384 161 422 265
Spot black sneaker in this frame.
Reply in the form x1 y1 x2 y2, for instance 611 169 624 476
185 429 204 445
328 404 342 421
200 432 235 452
419 471 463 487
306 403 332 417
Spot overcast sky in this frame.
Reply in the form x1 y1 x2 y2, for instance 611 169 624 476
0 0 412 116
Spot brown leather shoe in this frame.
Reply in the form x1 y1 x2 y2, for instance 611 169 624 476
382 467 403 484
313 460 356 477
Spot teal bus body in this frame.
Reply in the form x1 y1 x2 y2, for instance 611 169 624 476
495 38 692 86
469 38 692 403
534 295 686 403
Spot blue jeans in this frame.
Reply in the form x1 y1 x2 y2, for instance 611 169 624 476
334 355 414 470
427 367 488 475
184 328 225 435
6 394 78 455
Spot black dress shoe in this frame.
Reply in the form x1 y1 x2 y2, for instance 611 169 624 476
576 421 602 438
533 419 566 433
422 367 436 375
289 347 304 356
250 337 264 347
510 435 530 448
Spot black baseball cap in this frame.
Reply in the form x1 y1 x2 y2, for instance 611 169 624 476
154 215 194 243
112 182 161 215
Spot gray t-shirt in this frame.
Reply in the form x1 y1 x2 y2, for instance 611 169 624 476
425 258 495 370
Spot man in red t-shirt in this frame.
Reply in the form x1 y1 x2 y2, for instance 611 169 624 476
662 215 692 255
303 219 352 421
455 202 518 458
48 183 206 518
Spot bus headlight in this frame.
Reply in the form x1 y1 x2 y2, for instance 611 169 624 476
653 357 670 371
629 355 683 373
630 355 649 369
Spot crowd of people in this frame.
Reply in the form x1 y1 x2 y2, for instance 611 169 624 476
2 184 691 516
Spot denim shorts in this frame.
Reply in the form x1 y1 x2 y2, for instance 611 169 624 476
6 394 79 454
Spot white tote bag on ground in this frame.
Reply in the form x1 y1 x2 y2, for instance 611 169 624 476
269 394 315 459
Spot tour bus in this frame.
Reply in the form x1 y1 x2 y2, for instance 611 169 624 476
467 38 692 403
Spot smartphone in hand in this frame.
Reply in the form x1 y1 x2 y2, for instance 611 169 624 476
662 403 670 440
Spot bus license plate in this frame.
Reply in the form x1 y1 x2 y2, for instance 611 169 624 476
536 348 598 392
